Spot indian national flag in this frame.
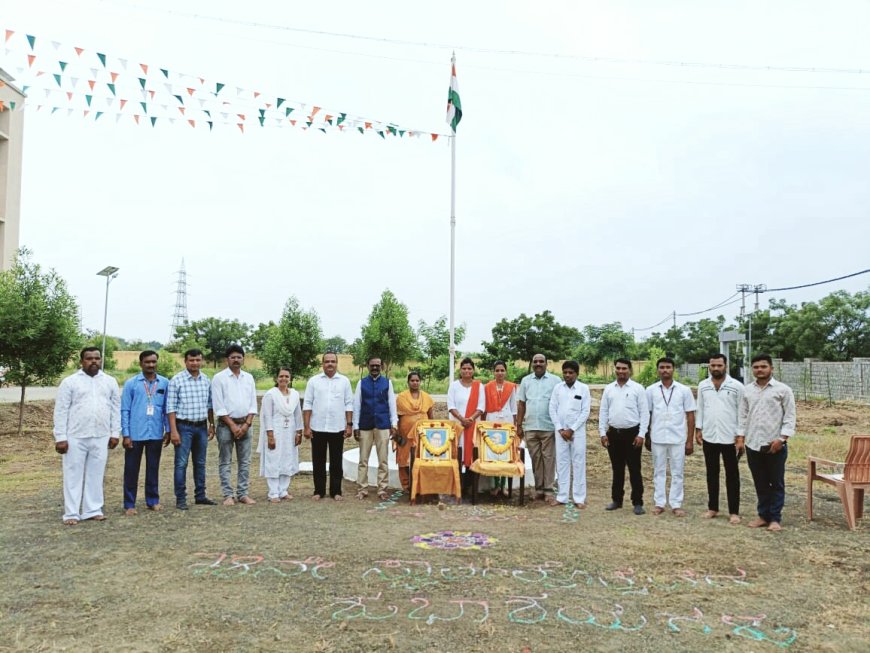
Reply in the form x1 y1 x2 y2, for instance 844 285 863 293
446 61 462 132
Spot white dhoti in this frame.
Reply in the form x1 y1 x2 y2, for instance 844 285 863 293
62 436 109 521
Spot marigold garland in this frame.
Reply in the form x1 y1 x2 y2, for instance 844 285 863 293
482 430 512 455
420 430 453 456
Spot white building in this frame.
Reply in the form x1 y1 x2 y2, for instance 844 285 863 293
0 68 25 270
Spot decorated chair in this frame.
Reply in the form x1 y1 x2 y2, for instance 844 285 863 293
409 420 462 505
469 421 525 506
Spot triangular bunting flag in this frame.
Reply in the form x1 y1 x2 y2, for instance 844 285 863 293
258 117 265 126
119 58 128 70
85 95 92 106
110 72 118 83
66 91 73 101
188 119 195 128
97 53 106 67
107 83 115 96
95 111 103 120
26 34 36 49
52 41 61 50
27 54 36 67
431 134 439 141
140 101 147 113
83 110 89 117
207 121 213 131
216 82 224 94
53 74 61 87
151 116 157 126
133 114 140 124
5 30 14 44
51 106 59 114
140 63 148 74
138 78 146 89
59 61 67 72
285 107 294 117
90 68 99 78
276 98 285 109
120 99 128 110
160 68 169 78
337 113 346 125
88 80 96 90
74 46 83 56
237 123 244 133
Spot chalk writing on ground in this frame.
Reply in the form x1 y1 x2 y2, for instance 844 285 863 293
328 594 797 646
362 559 749 594
188 553 333 580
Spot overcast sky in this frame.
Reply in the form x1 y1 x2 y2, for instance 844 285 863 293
3 0 869 351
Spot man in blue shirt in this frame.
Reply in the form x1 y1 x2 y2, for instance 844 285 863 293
121 350 170 515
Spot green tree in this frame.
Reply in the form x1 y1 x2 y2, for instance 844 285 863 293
417 316 466 383
323 335 349 354
574 322 635 370
635 345 666 387
358 289 418 373
680 317 727 363
171 317 252 367
82 329 120 370
261 297 322 379
0 249 81 435
640 326 684 362
250 321 277 355
482 310 580 372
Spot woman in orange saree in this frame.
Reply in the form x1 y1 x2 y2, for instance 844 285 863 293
395 371 435 491
483 360 517 497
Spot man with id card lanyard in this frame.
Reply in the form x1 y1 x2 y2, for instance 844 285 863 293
646 357 696 516
120 350 170 515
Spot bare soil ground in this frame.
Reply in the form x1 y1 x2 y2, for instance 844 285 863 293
0 399 868 652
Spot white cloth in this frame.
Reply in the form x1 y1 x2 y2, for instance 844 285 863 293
696 376 743 444
53 370 120 442
652 442 685 509
62 435 109 521
258 388 302 479
555 429 586 505
351 376 398 429
266 475 292 500
598 378 650 436
548 381 591 433
303 372 354 432
485 387 517 423
447 380 485 424
646 381 696 444
211 367 258 418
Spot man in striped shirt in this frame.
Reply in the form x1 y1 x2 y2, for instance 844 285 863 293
737 353 796 532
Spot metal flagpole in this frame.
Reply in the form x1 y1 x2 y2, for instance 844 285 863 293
448 53 457 384
449 115 457 383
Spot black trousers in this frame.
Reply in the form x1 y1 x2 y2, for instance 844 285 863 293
702 440 740 514
312 431 345 498
606 426 643 506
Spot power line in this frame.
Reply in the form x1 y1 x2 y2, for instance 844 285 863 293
633 313 674 333
676 292 741 317
100 0 870 76
763 268 870 293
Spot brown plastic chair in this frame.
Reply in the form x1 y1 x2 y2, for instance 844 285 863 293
807 435 870 530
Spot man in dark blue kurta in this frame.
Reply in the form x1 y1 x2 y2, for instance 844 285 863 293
352 357 398 500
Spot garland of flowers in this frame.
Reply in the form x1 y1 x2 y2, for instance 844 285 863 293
420 430 453 457
483 431 513 455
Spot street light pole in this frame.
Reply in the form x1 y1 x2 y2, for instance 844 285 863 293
96 266 120 369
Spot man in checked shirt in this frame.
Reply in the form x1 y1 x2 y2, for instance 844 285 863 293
737 353 796 532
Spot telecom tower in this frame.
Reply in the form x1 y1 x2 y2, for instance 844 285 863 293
170 259 189 342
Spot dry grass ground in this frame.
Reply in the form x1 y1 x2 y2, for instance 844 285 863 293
0 399 868 652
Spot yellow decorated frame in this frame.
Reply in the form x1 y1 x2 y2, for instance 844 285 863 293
470 421 525 477
410 420 462 501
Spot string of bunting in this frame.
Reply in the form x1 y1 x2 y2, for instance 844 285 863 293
0 27 449 141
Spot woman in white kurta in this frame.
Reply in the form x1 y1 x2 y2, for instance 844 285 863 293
258 368 303 502
447 357 486 477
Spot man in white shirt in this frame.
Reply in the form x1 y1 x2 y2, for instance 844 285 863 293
53 347 121 525
646 357 696 516
548 361 591 508
303 352 354 501
737 353 796 532
598 358 650 515
695 353 744 524
212 344 258 506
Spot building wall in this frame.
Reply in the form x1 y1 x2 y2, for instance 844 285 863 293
0 68 25 271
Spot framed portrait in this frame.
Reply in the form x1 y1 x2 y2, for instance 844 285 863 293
481 427 511 462
421 428 450 460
